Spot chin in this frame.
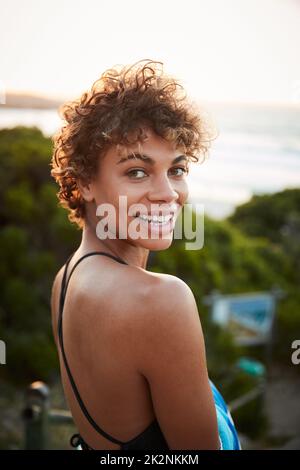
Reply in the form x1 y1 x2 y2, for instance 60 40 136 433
135 235 174 251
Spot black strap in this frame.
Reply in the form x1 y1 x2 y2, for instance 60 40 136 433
70 433 94 450
58 251 128 445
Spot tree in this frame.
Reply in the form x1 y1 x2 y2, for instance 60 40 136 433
0 126 80 383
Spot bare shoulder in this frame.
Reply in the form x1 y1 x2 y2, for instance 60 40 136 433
133 272 204 371
50 258 201 370
113 268 199 332
130 272 219 449
143 272 198 318
94 267 204 374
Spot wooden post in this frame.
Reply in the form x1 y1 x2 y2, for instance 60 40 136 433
22 381 50 449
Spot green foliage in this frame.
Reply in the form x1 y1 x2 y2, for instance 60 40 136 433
228 189 300 242
0 126 80 385
1 126 299 443
229 189 300 362
229 188 300 284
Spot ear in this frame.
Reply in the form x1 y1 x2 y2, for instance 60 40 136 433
77 178 95 202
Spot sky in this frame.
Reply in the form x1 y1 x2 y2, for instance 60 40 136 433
1 0 300 105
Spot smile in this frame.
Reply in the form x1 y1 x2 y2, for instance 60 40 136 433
135 213 174 225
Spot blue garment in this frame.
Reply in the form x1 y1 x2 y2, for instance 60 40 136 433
209 380 242 450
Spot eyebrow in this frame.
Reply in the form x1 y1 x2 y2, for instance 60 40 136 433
117 153 188 165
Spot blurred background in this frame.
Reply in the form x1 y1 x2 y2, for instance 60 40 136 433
0 0 299 450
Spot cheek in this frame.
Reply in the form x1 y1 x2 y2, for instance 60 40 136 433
92 171 119 202
178 180 189 203
94 184 139 218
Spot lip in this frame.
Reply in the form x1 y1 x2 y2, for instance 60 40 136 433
133 207 179 235
136 214 177 235
134 204 180 218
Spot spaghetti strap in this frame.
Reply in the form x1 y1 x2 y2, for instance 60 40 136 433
61 251 127 309
57 251 129 446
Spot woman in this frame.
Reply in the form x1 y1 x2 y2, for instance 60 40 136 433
50 59 241 450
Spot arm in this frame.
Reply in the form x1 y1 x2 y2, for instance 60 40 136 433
135 275 219 450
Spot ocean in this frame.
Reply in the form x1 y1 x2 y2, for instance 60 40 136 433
0 104 300 219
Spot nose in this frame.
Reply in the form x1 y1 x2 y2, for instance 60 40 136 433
147 173 179 204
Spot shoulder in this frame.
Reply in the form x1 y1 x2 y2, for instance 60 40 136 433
128 272 204 374
51 257 201 356
67 258 193 316
108 267 198 331
145 272 197 315
75 262 199 340
126 272 220 449
136 270 200 327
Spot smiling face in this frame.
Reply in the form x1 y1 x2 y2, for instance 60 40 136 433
81 127 189 251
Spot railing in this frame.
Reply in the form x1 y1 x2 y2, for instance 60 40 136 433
228 380 265 413
22 381 73 450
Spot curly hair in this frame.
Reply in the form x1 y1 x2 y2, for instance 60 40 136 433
50 59 215 228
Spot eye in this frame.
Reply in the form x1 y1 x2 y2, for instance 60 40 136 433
126 168 147 179
169 166 189 177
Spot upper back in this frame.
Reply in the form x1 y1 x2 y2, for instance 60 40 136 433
50 249 203 379
50 251 164 353
50 250 173 448
50 250 219 450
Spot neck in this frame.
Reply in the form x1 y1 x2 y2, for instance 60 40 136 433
77 221 150 270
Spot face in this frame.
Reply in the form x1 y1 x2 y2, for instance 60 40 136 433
83 127 189 251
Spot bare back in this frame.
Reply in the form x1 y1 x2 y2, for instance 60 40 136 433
51 250 220 450
51 251 162 450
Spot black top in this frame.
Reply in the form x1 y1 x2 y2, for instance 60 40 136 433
58 251 169 451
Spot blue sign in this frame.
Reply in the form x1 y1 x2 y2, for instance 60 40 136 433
211 293 275 345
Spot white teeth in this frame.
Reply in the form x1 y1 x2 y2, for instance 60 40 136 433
136 214 173 224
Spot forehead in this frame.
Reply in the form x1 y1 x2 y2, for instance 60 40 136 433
104 127 182 164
